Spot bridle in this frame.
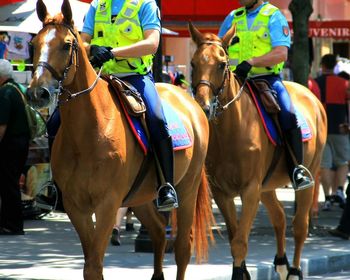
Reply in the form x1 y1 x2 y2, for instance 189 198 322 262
191 40 246 120
191 41 229 97
36 22 78 84
33 22 101 105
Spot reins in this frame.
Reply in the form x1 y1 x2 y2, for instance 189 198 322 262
221 79 246 111
57 67 102 105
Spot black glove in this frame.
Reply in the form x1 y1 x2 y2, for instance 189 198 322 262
90 45 114 68
234 61 252 80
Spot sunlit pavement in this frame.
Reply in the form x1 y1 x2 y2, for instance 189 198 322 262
1 187 350 280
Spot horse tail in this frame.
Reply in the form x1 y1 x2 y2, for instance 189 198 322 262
193 167 215 263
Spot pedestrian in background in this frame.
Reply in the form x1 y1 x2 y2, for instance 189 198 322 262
329 184 350 239
315 54 350 211
0 59 30 235
110 207 135 246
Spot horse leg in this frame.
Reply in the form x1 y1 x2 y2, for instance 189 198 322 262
261 191 289 280
288 187 313 280
231 183 260 280
62 196 96 279
171 174 202 280
211 187 237 243
85 197 121 280
133 203 167 280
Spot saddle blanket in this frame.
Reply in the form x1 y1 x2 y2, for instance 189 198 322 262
250 91 312 146
121 100 193 155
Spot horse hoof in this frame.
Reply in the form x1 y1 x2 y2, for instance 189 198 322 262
273 253 290 270
287 267 303 280
274 253 290 279
151 272 165 280
232 261 251 280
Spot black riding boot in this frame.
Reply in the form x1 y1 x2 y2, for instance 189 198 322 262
154 136 178 211
285 128 313 191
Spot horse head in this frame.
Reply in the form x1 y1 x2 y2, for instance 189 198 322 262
189 22 236 120
27 0 80 108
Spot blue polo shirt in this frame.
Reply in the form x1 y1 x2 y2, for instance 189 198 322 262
82 0 161 36
218 2 290 49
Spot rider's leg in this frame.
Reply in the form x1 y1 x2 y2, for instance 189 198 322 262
123 73 178 211
265 75 313 191
46 107 65 211
46 106 61 154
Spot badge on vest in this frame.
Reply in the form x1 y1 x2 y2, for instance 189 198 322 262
123 24 133 34
99 2 107 14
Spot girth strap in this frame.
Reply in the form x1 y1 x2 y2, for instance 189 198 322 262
122 153 153 206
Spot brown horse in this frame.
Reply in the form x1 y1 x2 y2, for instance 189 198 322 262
26 1 213 279
189 22 327 280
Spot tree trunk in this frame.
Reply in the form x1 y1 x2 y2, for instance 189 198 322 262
288 0 313 86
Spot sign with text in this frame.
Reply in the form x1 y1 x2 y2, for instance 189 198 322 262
290 21 350 39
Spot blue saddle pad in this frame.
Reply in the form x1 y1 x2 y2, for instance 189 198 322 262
251 91 312 146
126 101 192 155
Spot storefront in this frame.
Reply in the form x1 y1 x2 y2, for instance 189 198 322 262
161 0 350 80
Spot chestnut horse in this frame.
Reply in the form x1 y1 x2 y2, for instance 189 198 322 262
189 23 327 280
26 1 213 279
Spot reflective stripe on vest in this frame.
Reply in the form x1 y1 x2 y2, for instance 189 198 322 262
91 0 153 74
228 4 284 75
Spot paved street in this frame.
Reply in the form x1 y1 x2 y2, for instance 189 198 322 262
1 188 350 280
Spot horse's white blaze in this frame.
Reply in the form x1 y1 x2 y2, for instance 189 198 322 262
35 29 57 78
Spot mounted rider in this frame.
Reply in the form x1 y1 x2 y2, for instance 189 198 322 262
80 0 178 211
219 0 313 190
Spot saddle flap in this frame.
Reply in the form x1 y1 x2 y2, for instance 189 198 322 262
101 74 146 116
250 79 281 114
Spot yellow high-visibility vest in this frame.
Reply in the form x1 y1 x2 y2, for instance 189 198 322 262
228 3 284 75
91 0 153 74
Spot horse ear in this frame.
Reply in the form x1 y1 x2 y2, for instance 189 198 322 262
61 0 73 24
222 24 237 50
188 21 204 46
36 0 48 23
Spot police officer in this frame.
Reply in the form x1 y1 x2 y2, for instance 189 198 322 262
81 0 178 210
219 0 313 190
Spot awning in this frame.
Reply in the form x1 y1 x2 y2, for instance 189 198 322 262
0 0 89 33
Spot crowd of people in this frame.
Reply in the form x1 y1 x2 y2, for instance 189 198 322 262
0 0 350 246
308 54 350 239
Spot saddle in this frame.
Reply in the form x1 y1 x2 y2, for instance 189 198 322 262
248 79 281 114
101 74 146 116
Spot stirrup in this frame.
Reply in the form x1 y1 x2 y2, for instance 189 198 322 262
292 165 314 191
156 183 178 212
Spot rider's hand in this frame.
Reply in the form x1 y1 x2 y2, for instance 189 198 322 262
234 60 252 80
90 45 114 68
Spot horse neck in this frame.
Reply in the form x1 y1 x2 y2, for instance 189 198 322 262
221 73 254 126
67 44 98 93
59 46 119 145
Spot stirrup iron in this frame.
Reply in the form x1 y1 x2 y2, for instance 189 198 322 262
292 165 314 191
156 183 178 211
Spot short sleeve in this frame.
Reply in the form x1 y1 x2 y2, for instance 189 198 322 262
268 11 291 48
139 0 161 32
218 11 235 38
